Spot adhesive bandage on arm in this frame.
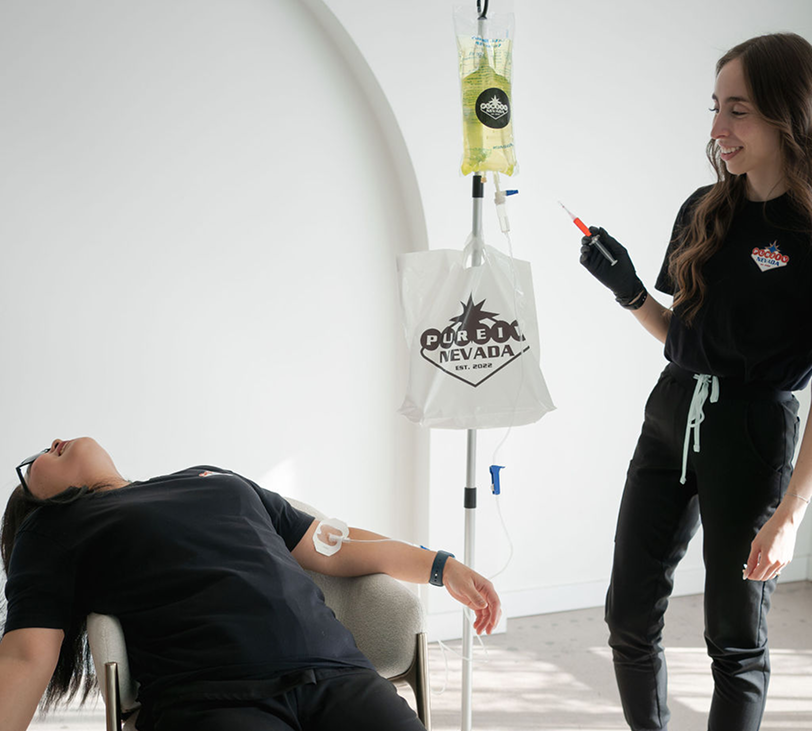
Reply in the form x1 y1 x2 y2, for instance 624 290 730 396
312 518 416 557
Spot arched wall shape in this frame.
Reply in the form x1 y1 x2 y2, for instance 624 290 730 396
0 0 428 541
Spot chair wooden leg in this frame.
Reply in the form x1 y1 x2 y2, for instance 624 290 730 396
411 632 431 730
104 662 122 731
389 632 432 729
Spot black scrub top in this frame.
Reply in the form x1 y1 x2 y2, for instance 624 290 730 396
656 186 812 391
4 468 373 722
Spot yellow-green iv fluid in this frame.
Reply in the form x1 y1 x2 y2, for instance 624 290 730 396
458 35 516 176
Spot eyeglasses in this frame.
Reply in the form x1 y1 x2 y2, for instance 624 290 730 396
16 448 49 493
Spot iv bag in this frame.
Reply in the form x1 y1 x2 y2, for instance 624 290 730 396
455 6 517 176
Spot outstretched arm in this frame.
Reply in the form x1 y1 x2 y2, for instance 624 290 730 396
0 627 63 731
292 521 501 635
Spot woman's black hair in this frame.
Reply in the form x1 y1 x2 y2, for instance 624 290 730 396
1 484 97 712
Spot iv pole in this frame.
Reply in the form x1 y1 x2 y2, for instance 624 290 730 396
462 173 484 731
462 5 488 729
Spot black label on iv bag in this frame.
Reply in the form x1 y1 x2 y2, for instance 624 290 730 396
475 88 510 129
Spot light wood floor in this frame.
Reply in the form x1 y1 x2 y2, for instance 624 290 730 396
427 581 812 731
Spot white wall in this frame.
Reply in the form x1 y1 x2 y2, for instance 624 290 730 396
321 0 812 637
0 0 424 543
1 0 810 642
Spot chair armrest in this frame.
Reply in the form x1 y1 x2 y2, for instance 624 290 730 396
286 498 427 678
306 571 424 678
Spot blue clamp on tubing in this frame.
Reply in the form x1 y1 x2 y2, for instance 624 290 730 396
506 190 519 196
490 465 505 495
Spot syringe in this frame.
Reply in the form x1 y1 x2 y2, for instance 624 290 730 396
559 201 618 266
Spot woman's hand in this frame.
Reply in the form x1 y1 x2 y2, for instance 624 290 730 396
744 508 799 581
579 226 644 303
442 558 502 635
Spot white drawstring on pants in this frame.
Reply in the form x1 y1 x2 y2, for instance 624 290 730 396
681 374 720 485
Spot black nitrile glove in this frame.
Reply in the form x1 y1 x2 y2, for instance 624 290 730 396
580 226 644 305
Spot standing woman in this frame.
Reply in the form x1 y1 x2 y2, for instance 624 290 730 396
580 33 812 731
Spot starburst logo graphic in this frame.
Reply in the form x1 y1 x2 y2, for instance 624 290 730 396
480 95 509 121
475 87 510 129
751 241 789 272
449 295 499 331
419 294 528 387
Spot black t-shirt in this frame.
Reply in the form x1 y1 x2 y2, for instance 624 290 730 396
656 187 812 391
3 467 372 709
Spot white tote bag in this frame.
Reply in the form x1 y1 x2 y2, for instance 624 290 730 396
397 242 555 429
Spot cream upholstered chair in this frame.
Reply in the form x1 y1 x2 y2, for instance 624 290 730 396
286 498 431 728
86 614 138 731
87 498 430 730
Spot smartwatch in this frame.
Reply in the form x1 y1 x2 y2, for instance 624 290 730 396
429 550 455 587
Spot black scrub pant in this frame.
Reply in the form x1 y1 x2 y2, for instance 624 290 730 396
606 364 799 731
152 668 426 731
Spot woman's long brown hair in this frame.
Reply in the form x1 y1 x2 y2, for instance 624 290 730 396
669 33 812 324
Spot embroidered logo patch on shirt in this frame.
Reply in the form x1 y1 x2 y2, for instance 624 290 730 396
751 241 789 272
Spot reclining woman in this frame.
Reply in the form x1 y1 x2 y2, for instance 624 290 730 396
0 436 501 731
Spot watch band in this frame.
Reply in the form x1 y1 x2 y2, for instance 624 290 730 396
616 287 648 310
429 550 455 587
